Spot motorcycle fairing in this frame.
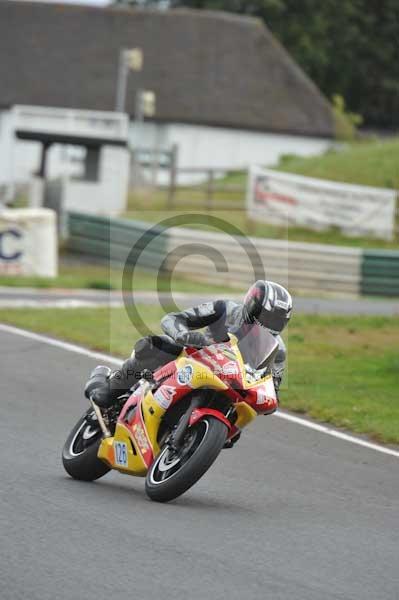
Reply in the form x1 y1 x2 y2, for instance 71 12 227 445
97 335 277 476
97 386 155 475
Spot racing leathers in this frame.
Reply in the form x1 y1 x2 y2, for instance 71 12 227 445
86 299 287 408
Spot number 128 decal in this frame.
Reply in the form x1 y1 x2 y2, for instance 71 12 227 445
114 441 128 467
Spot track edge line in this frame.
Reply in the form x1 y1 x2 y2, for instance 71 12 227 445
0 322 397 458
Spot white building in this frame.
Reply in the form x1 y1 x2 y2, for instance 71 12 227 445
0 2 335 194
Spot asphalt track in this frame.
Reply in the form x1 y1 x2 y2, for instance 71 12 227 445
1 328 398 600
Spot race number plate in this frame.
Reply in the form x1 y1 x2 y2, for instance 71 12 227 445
114 441 128 467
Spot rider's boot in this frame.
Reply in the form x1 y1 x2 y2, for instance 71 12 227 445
84 357 142 408
84 335 182 409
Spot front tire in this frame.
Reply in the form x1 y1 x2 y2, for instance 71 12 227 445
145 416 228 503
62 410 110 481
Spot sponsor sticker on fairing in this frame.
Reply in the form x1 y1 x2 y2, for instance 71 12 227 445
222 361 239 376
153 385 176 409
133 423 150 454
177 364 193 386
256 389 267 405
256 379 276 405
198 349 222 374
222 348 237 361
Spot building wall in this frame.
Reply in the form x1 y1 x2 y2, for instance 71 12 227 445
0 111 42 191
0 109 332 190
130 121 332 180
130 123 333 167
0 110 85 191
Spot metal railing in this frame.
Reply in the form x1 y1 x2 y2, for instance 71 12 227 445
66 212 372 297
130 147 246 210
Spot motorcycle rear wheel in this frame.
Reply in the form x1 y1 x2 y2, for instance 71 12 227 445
62 410 110 481
145 416 228 503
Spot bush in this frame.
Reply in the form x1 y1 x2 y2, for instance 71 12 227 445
332 94 363 141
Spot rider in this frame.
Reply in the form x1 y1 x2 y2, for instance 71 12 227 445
85 280 292 408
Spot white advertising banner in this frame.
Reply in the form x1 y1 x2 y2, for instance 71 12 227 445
247 166 397 240
0 208 58 277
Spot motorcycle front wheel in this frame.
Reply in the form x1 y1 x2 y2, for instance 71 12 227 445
145 416 228 503
62 409 110 481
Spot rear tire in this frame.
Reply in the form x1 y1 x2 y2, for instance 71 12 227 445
145 416 227 503
62 410 110 481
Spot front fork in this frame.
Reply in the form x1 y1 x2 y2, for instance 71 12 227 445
89 398 111 438
168 396 233 451
168 396 203 450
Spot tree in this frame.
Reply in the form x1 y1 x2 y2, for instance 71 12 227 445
161 0 399 130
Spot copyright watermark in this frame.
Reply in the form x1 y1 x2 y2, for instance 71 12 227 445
107 207 289 388
119 213 266 337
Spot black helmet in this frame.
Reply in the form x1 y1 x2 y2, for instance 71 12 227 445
243 280 292 333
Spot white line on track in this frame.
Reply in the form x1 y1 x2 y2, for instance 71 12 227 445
1 322 398 459
0 323 123 367
274 412 399 458
0 300 124 309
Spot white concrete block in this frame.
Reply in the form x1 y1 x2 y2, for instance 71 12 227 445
0 208 58 277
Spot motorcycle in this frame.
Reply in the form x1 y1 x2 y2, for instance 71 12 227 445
62 328 279 503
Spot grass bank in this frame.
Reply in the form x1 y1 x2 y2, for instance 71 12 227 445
1 307 397 445
0 259 231 293
127 137 399 249
277 137 399 189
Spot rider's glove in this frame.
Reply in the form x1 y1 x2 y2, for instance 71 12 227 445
91 385 112 408
175 331 207 349
84 365 111 399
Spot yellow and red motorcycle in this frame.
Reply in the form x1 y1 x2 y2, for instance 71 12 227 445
62 329 279 502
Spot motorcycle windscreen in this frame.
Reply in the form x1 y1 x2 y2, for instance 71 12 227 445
237 324 279 370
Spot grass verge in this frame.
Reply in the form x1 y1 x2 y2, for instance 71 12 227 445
0 307 398 445
277 138 399 189
0 259 232 293
127 137 399 249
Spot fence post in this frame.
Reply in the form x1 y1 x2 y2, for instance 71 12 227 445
167 144 178 209
150 149 159 187
129 150 144 189
206 169 214 211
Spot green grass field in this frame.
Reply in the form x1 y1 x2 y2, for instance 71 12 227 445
0 259 232 293
1 307 398 445
277 138 399 189
128 137 399 249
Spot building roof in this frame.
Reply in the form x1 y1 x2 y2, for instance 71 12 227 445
0 1 335 137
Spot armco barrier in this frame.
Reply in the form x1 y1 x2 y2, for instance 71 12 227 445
166 226 362 295
67 212 169 272
361 249 399 297
68 212 399 297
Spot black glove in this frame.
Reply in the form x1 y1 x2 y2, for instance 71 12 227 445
175 331 207 349
91 385 113 408
84 365 111 399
